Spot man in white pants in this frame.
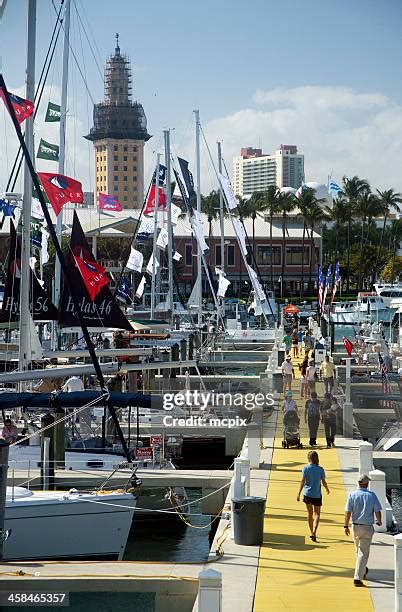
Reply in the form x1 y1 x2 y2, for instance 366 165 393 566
344 474 382 586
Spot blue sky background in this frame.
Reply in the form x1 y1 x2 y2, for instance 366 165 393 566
1 0 402 193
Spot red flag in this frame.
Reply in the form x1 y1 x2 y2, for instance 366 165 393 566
99 193 122 212
342 336 354 356
143 185 167 216
73 255 110 301
0 87 34 124
37 172 83 216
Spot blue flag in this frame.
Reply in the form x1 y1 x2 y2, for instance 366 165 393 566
328 181 343 197
117 277 132 304
0 199 16 218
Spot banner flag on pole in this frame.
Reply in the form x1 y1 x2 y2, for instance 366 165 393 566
45 101 61 122
117 277 132 304
317 266 324 314
37 138 59 161
37 172 83 216
135 276 146 298
73 255 110 302
218 173 238 210
342 336 354 356
331 261 340 304
321 264 332 314
0 87 34 124
125 247 143 272
99 193 122 212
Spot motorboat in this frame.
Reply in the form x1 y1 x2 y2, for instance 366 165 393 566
330 292 396 324
4 481 138 561
374 282 402 308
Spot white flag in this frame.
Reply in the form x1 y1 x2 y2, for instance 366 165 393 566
135 275 146 298
137 215 154 234
156 227 169 250
171 203 181 226
41 229 49 265
29 256 37 270
190 210 209 254
31 198 45 219
173 251 182 261
218 173 238 210
215 267 225 276
247 265 267 302
126 247 143 272
217 275 231 298
146 253 160 275
232 217 248 256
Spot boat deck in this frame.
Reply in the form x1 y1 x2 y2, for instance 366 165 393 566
253 353 373 611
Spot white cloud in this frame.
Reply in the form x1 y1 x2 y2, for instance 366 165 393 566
173 85 402 195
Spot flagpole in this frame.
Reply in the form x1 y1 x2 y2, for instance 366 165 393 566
19 0 36 383
164 129 174 324
217 141 225 324
53 0 70 349
150 154 160 319
194 110 202 327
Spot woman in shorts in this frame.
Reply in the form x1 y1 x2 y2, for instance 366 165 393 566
296 451 330 542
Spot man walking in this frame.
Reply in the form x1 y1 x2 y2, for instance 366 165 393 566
344 474 382 587
320 355 335 394
281 355 295 393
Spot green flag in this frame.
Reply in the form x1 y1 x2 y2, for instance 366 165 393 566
45 101 61 122
32 183 50 204
37 138 59 162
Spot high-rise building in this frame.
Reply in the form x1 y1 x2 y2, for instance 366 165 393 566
232 144 304 197
85 35 150 209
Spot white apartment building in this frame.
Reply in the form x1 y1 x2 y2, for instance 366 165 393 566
232 145 304 197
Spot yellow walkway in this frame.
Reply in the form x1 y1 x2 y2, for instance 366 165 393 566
253 353 373 611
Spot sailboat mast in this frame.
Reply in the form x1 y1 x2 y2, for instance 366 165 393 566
194 109 202 327
54 0 71 346
19 0 36 376
150 153 160 319
164 129 173 323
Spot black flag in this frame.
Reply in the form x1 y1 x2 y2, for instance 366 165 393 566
58 212 133 330
0 222 58 322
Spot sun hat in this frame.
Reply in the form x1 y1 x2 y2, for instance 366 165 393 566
358 474 371 484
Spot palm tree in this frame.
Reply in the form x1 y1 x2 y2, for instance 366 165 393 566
234 195 252 297
304 202 328 290
247 191 268 258
261 185 280 290
354 191 379 289
201 190 220 237
324 195 348 260
389 219 402 281
297 187 323 297
277 191 296 297
342 176 370 291
375 188 402 276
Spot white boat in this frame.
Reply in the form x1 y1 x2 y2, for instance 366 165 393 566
330 292 396 324
374 282 402 308
4 485 137 560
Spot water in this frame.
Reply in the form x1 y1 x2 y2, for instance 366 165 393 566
124 487 216 562
391 488 402 530
333 323 392 342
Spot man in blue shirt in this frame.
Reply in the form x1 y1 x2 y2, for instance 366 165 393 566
344 474 382 587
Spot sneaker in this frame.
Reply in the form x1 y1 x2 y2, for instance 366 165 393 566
354 580 364 587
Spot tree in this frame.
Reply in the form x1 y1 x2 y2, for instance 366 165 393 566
374 189 402 277
324 195 348 260
388 219 402 282
201 190 220 237
342 176 370 291
304 201 328 289
247 191 269 258
354 191 380 289
297 187 324 297
380 256 402 282
261 185 280 290
277 191 296 297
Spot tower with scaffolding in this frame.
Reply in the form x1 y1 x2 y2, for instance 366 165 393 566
85 34 150 209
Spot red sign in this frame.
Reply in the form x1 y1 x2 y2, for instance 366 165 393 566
150 435 163 447
135 446 153 459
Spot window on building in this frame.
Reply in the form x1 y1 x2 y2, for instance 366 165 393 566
124 146 128 152
133 146 137 152
124 166 127 171
123 176 127 181
133 177 137 183
123 196 128 201
256 246 281 265
285 246 309 265
227 245 235 266
215 245 222 266
114 156 118 161
123 156 127 161
114 166 118 171
114 184 118 191
133 156 137 161
185 244 192 266
123 186 128 191
114 175 118 181
114 145 118 151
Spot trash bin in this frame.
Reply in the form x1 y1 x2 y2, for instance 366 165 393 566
232 496 266 545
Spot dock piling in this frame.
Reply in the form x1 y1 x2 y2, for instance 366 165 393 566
395 534 402 611
359 441 373 475
198 569 222 612
369 469 387 532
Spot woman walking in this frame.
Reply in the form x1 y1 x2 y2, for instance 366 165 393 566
299 352 309 399
304 391 321 446
291 329 299 357
297 451 330 542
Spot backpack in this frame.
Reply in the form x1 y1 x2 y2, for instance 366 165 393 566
307 400 320 418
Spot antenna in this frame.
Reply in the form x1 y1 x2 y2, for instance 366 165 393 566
115 32 120 54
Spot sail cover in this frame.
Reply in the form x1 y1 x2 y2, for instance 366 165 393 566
0 222 58 322
58 211 133 330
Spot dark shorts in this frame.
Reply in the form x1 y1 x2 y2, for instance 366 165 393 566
303 495 322 506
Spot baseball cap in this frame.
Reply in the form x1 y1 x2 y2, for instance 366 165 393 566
286 391 293 397
358 474 371 484
286 355 291 360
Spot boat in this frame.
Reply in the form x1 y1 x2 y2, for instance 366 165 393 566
330 292 396 324
3 479 139 560
374 282 402 308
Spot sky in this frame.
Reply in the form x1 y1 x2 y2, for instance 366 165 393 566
1 0 402 195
